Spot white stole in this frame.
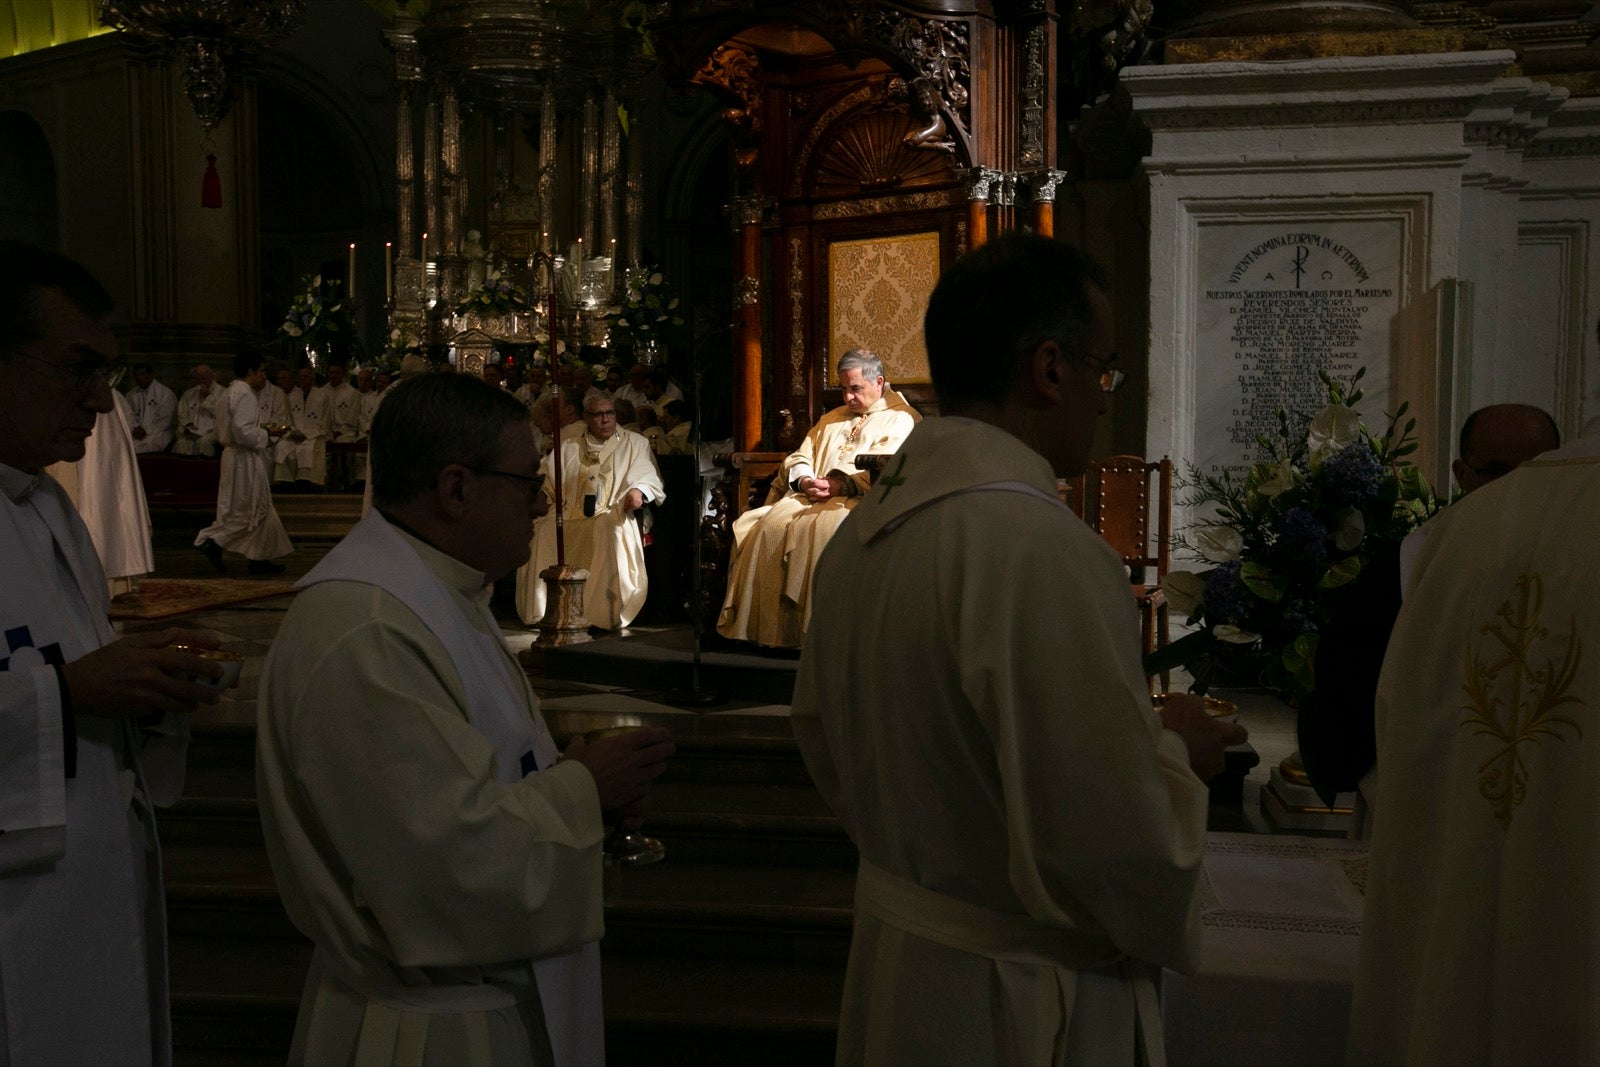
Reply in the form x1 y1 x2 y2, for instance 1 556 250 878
296 511 600 1067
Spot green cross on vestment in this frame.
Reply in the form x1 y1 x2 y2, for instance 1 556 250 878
877 454 909 500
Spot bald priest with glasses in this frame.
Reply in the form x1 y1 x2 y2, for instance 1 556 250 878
516 391 666 630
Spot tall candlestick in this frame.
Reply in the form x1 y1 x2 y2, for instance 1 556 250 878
347 243 356 297
384 242 393 303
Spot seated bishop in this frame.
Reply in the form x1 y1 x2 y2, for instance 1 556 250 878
718 349 919 648
516 392 665 630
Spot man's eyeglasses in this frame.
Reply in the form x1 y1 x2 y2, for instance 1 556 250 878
18 353 127 392
1081 354 1125 394
465 466 546 501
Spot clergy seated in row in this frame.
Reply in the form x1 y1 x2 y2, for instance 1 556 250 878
530 388 584 456
125 362 176 453
717 348 920 648
516 392 666 630
274 365 331 488
657 399 694 455
172 362 222 456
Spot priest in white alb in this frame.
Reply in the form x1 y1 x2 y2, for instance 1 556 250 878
48 388 155 596
1349 450 1600 1067
257 374 673 1067
172 362 221 456
516 391 664 630
718 348 919 647
196 351 293 577
125 362 176 453
275 364 330 486
0 240 224 1067
793 234 1243 1066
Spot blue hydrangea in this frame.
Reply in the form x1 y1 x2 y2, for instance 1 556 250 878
1203 561 1250 626
1321 443 1383 507
1278 506 1329 564
1281 597 1319 636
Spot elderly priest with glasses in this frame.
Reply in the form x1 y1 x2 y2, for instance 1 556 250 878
718 347 921 648
257 374 673 1067
516 391 665 630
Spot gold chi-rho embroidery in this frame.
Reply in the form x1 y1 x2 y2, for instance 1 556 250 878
1460 573 1585 829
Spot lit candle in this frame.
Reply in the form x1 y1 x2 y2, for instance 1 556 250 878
542 230 550 254
421 231 429 263
576 238 583 287
347 243 356 296
420 232 429 302
384 242 393 302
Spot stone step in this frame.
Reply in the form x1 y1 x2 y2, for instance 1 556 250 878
169 940 840 1067
270 492 362 540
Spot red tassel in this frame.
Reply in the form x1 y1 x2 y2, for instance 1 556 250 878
201 154 222 209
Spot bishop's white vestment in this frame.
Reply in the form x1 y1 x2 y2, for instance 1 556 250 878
126 378 176 453
257 512 605 1067
173 381 221 456
258 380 289 431
1 462 189 1066
718 389 918 647
1349 455 1600 1067
792 417 1208 1066
275 386 331 485
196 379 292 562
516 427 664 630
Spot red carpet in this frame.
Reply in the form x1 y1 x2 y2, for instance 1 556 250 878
110 578 297 621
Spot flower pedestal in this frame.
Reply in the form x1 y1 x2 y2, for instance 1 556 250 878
1262 751 1358 834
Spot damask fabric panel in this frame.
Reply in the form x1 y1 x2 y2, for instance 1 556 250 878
1352 455 1600 1067
827 232 940 384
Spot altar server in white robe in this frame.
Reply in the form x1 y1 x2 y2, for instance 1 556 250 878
1349 452 1600 1067
172 363 221 456
793 233 1244 1067
718 348 919 648
0 240 225 1067
49 388 155 596
516 392 665 630
196 351 293 576
126 362 176 453
275 364 330 485
258 373 673 1067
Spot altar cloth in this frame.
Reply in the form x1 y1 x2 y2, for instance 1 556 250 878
1163 831 1365 1067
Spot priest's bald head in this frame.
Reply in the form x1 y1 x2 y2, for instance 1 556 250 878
1453 402 1560 494
0 240 118 473
370 373 546 581
924 231 1117 477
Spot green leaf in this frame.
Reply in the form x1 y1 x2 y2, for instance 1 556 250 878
1316 555 1362 589
1240 560 1286 602
1281 632 1319 690
1142 629 1218 677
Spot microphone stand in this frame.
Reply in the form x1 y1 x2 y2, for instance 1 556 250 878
664 350 721 707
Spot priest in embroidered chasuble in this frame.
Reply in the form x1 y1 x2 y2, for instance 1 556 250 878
718 349 919 648
515 394 664 630
1350 454 1600 1066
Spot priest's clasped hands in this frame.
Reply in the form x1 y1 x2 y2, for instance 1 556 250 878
562 726 675 830
798 474 847 502
60 628 229 720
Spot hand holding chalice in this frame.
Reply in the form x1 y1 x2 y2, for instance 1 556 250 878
564 725 675 865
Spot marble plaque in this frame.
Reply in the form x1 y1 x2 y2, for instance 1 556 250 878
1194 222 1401 480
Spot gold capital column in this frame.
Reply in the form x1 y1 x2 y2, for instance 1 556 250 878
958 167 1002 248
729 194 771 450
1023 169 1068 237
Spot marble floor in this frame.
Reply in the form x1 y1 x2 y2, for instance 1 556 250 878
130 507 1303 834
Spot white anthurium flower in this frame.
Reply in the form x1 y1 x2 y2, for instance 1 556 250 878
1161 570 1207 616
649 272 663 285
312 275 323 287
1307 403 1362 469
1192 527 1244 564
284 324 302 337
1255 459 1295 499
1213 624 1261 644
1333 507 1366 551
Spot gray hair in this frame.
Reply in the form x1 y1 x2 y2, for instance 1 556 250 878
582 387 613 412
371 374 529 507
837 348 883 382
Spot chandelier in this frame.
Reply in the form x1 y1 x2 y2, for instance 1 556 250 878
98 0 308 132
